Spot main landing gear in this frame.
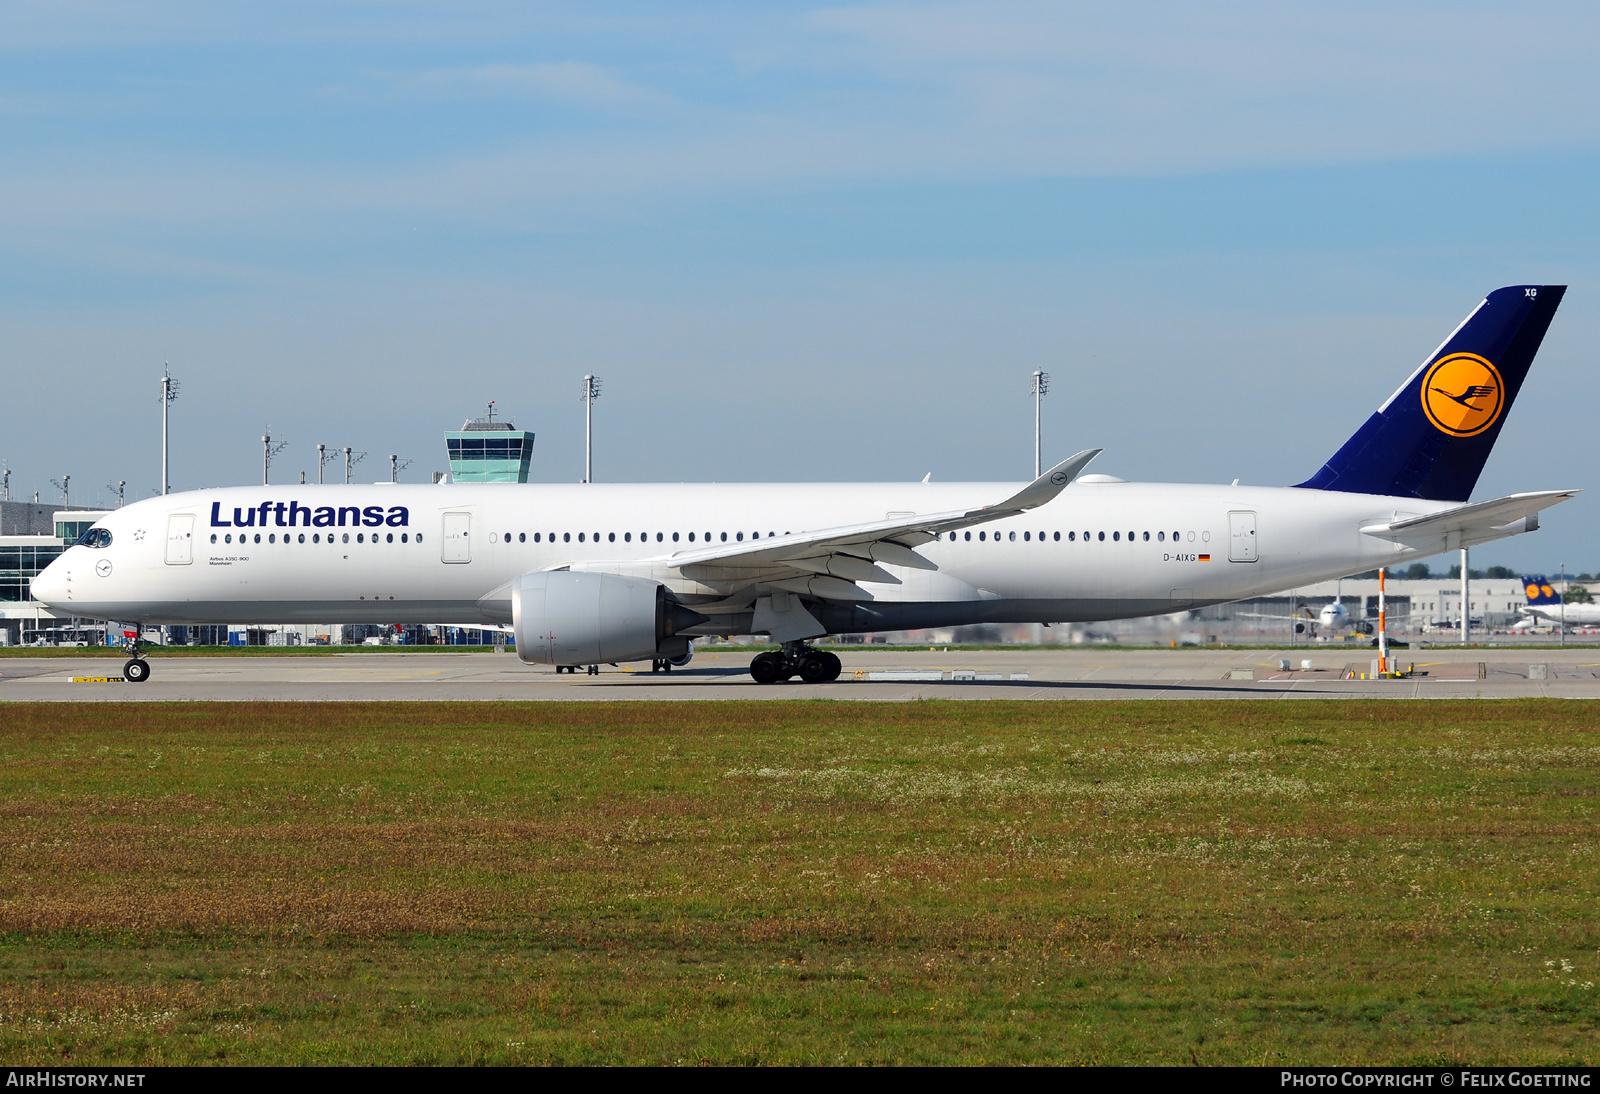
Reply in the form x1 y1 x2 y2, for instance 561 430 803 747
121 631 151 683
749 643 842 685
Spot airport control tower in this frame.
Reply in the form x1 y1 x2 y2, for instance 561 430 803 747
444 403 534 483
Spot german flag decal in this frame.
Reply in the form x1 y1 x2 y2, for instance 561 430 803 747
1198 554 1211 561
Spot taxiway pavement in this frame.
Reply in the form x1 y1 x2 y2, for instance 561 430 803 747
5 646 1600 700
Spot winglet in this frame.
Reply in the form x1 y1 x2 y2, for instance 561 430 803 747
989 449 1102 513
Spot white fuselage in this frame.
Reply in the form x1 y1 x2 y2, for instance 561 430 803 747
32 479 1451 635
1523 602 1600 627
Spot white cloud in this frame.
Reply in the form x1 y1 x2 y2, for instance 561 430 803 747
394 61 679 113
807 0 1600 173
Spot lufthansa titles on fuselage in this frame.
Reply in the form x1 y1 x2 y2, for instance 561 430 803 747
210 501 409 529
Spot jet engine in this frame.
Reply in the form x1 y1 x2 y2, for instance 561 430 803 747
511 571 707 666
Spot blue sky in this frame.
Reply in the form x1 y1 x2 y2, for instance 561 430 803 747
3 1 1598 570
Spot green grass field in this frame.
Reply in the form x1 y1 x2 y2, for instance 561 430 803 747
0 700 1595 1065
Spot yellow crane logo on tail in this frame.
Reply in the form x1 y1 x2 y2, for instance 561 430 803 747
1421 352 1504 437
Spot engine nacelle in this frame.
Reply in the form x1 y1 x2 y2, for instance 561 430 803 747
512 571 706 666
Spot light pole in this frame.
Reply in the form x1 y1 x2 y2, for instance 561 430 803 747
389 454 412 483
160 365 180 495
1031 370 1050 479
107 480 125 507
343 447 365 485
1560 562 1566 647
317 444 327 485
50 475 70 507
262 430 287 486
581 374 602 483
1460 547 1469 646
2 465 9 502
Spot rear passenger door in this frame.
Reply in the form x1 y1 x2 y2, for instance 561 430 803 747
1228 511 1258 563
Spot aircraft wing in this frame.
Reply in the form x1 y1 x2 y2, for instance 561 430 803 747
1231 610 1315 623
1360 489 1579 551
568 449 1101 602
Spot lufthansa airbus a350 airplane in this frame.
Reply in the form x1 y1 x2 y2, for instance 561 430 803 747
32 285 1578 684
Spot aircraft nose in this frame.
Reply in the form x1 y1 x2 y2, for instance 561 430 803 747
31 556 67 606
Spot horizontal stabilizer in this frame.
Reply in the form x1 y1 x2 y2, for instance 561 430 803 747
1360 489 1578 552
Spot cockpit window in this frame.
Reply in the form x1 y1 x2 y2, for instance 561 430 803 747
73 527 113 549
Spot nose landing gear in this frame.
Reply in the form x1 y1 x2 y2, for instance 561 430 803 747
121 631 151 683
749 642 842 684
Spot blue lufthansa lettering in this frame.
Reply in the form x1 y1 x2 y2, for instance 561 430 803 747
209 500 411 530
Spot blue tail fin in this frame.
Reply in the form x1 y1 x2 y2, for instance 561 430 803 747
1521 575 1561 606
1297 285 1565 501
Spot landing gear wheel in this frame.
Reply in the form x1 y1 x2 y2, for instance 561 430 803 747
122 658 150 683
820 651 842 682
750 652 784 684
798 653 833 684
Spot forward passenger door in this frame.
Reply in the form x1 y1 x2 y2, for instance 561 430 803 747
164 514 194 565
442 512 471 564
